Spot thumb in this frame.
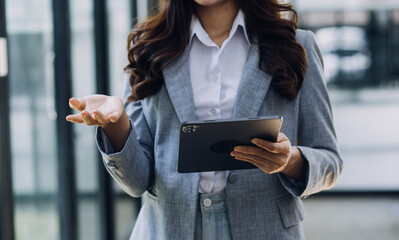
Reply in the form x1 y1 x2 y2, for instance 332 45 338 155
69 97 86 111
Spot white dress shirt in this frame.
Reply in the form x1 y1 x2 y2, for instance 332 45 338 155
189 11 251 193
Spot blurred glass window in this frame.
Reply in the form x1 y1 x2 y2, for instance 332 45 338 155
297 0 399 191
6 0 60 239
69 0 101 239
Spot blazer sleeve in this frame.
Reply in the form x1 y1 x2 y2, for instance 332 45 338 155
280 30 343 198
96 74 154 198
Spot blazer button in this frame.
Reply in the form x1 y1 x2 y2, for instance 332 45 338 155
228 173 238 184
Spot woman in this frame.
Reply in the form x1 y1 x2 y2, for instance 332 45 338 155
66 0 343 239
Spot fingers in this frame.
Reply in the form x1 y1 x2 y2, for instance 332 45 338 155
66 95 126 127
232 150 270 164
92 109 123 124
66 114 84 123
67 110 101 126
69 97 86 111
232 145 288 165
230 132 292 174
234 155 284 174
66 111 100 125
108 111 122 123
66 109 121 127
81 111 99 126
92 110 110 124
251 133 290 154
232 145 275 160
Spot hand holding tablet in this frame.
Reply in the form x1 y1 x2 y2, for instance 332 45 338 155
177 116 283 173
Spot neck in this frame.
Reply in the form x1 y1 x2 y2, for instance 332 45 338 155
195 0 239 47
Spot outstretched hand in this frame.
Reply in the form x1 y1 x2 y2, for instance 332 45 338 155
231 133 306 181
66 94 130 152
66 94 125 127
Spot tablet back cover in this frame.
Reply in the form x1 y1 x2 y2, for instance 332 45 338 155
178 116 283 173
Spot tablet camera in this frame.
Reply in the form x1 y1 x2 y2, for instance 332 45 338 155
182 125 199 133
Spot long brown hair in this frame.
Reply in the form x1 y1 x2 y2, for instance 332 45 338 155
125 0 307 102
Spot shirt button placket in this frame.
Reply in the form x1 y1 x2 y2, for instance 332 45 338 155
211 75 218 83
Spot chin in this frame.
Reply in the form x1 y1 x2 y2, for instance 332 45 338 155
194 0 230 7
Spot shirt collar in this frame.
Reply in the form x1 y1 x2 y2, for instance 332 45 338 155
189 10 251 47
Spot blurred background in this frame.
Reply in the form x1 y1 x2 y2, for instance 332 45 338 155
0 0 398 239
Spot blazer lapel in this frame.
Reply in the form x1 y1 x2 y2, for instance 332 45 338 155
163 44 272 122
163 48 197 123
233 44 273 118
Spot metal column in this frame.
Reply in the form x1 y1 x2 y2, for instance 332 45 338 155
0 0 15 239
52 0 78 239
93 1 115 239
131 0 138 26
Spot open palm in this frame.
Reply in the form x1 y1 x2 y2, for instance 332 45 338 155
66 94 124 127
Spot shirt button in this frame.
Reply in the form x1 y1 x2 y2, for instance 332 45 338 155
210 108 217 115
211 75 220 83
204 198 212 207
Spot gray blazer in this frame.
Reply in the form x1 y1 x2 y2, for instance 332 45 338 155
97 29 343 240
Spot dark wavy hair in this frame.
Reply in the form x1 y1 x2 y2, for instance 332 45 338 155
125 0 307 102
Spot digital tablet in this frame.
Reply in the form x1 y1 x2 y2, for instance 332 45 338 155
177 116 283 173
